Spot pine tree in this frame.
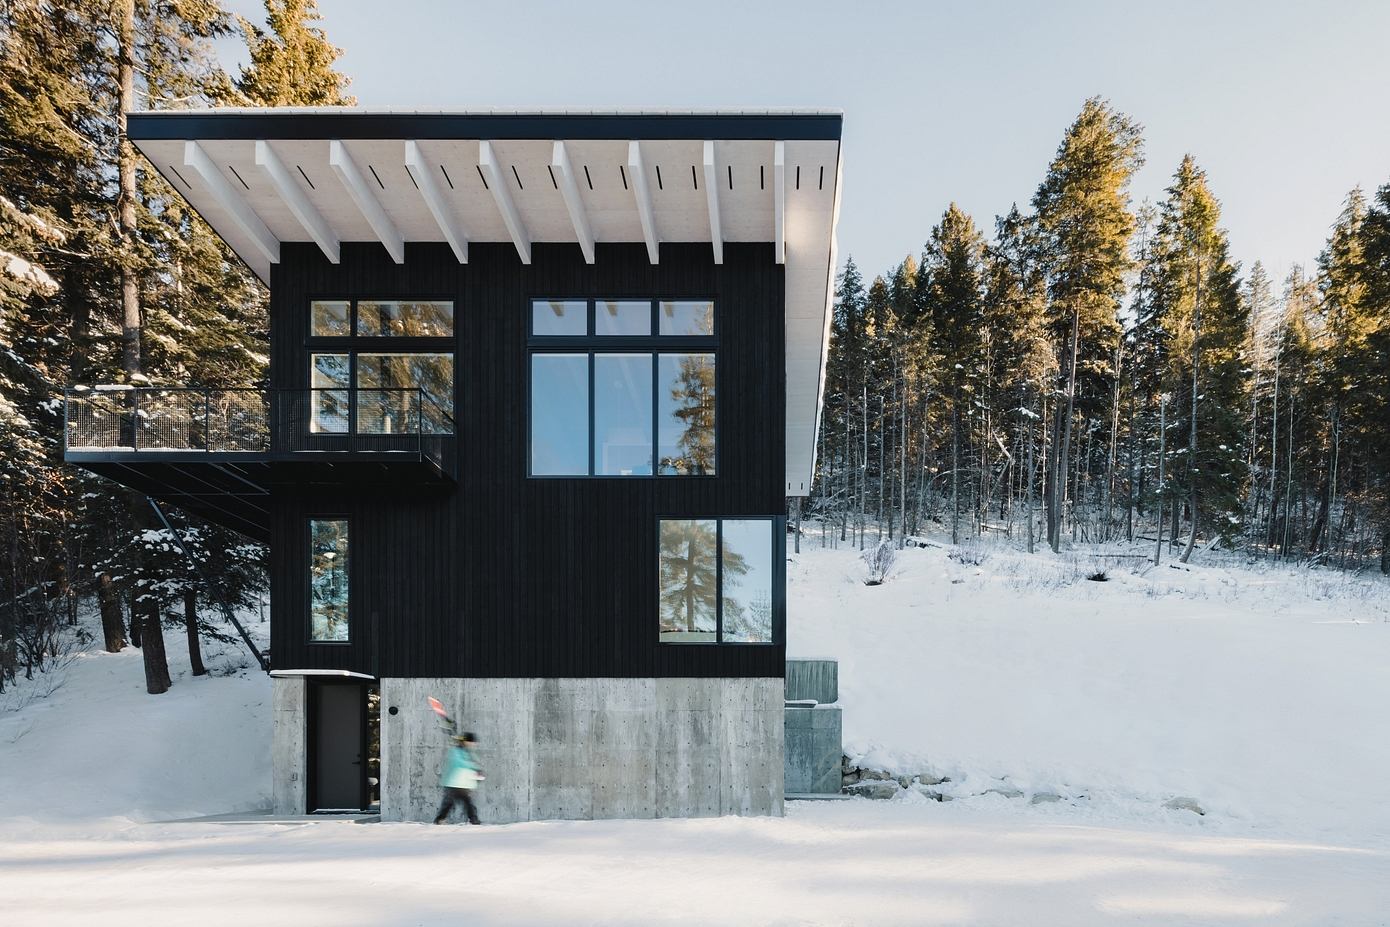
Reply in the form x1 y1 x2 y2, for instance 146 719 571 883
234 0 355 106
984 206 1051 549
1146 156 1248 556
1032 98 1144 551
919 204 986 543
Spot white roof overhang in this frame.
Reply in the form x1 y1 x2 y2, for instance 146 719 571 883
129 108 843 496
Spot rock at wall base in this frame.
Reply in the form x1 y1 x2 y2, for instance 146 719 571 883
845 782 899 800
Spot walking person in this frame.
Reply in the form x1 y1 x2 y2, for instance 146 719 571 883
434 731 483 825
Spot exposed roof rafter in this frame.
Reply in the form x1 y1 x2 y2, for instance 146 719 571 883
551 141 594 264
253 140 338 264
702 141 723 265
328 139 404 263
478 140 531 264
773 141 786 265
182 140 279 266
404 140 468 263
628 141 659 264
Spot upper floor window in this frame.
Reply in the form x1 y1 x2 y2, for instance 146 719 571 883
312 299 454 338
529 299 715 477
308 299 455 434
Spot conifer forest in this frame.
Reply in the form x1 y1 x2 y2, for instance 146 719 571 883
812 100 1390 577
2 1 1389 700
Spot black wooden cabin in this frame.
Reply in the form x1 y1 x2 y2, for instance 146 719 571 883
65 110 842 820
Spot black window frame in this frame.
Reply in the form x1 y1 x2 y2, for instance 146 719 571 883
655 515 785 646
527 296 719 479
306 514 352 647
305 296 458 435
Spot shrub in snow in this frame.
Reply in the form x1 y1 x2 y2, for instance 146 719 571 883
1086 569 1109 582
948 543 990 568
861 541 896 586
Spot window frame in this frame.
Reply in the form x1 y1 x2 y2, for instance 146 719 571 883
655 515 785 647
305 296 458 435
527 296 719 479
306 514 352 646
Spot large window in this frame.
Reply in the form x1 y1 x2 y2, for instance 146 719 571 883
529 298 715 477
658 518 777 644
309 518 349 643
307 299 455 434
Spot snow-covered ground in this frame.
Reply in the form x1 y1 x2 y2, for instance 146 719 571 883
790 537 1390 846
2 539 1388 925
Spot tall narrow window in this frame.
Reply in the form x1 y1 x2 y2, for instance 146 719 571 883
594 353 653 475
657 353 716 475
531 354 590 475
310 353 350 434
658 518 778 644
309 518 349 643
658 519 718 642
720 520 774 643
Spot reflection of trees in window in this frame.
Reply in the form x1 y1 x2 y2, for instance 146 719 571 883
357 353 454 433
724 591 772 643
309 519 349 642
660 354 715 475
357 301 454 337
660 520 722 637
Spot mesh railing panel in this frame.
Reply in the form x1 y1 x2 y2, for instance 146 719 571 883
66 392 130 449
208 390 270 451
66 387 451 470
137 389 203 450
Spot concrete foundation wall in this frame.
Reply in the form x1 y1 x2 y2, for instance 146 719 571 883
784 705 843 794
380 677 784 823
271 677 306 815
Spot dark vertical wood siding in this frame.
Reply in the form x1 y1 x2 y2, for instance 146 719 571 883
269 241 785 678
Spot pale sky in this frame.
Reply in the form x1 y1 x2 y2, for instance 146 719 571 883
217 0 1390 287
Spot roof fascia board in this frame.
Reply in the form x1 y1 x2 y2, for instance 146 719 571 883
128 112 843 142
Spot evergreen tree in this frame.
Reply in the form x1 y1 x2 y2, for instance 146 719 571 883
919 204 986 543
234 0 355 106
1032 98 1144 550
1147 156 1249 554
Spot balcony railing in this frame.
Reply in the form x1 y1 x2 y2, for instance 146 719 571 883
64 387 454 471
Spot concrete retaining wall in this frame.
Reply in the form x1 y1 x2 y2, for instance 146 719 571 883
784 705 843 794
271 677 306 815
785 659 838 705
380 677 785 823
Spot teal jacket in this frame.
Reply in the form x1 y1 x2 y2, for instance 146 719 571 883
440 743 481 790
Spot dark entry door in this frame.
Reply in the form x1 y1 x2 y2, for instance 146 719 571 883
312 682 363 811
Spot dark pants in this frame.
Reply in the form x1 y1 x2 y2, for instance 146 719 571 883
434 787 479 825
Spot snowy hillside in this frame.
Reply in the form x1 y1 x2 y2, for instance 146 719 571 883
790 537 1390 843
0 609 270 831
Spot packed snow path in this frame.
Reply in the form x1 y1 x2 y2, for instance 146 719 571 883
3 803 1388 926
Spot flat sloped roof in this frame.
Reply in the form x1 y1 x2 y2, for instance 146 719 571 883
129 108 841 495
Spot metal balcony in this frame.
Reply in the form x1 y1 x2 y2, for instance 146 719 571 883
63 387 455 540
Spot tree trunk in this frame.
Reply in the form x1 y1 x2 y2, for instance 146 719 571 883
950 395 960 545
184 588 206 677
1025 395 1037 554
140 599 172 694
98 572 127 653
1052 304 1081 552
117 0 141 378
127 586 141 648
1180 248 1203 564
